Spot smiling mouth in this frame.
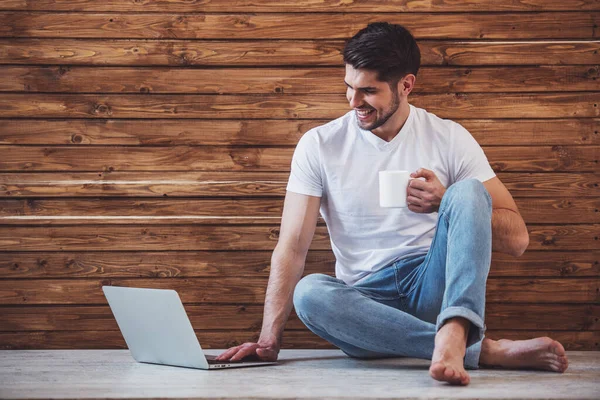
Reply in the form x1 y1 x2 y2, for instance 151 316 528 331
356 109 375 119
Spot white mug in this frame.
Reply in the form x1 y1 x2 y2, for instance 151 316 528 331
379 170 410 208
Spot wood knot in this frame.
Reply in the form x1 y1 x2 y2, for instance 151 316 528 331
178 53 192 66
93 103 112 116
559 265 577 276
233 16 251 27
541 236 555 246
71 134 83 143
229 148 261 169
269 227 280 239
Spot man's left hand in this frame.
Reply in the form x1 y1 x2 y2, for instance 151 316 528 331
407 168 446 213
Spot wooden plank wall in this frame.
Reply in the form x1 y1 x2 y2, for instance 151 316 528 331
0 0 598 351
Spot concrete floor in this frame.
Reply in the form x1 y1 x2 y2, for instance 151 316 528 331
0 349 598 399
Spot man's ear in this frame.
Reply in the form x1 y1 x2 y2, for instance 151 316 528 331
399 74 416 96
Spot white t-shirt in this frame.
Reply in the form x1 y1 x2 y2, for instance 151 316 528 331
286 104 496 285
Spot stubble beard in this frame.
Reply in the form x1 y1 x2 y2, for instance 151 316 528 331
355 90 401 132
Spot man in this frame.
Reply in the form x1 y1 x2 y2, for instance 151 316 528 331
216 22 569 385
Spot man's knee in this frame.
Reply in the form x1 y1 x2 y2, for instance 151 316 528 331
442 179 492 210
293 273 332 318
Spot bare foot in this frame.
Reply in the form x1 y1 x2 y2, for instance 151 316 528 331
429 318 471 386
480 337 569 372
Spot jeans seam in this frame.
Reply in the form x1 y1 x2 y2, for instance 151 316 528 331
297 306 400 356
354 285 402 301
402 211 446 298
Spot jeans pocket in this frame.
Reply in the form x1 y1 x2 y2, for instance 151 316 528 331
353 265 402 301
394 254 427 297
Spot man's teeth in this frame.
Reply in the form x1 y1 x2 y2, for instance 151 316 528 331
357 109 374 116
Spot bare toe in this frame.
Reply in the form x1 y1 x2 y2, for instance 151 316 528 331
430 362 470 385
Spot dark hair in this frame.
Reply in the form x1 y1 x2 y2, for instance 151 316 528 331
343 22 421 84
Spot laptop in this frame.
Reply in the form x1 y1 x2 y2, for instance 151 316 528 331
102 286 278 370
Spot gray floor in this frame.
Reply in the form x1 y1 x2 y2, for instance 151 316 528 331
0 350 598 399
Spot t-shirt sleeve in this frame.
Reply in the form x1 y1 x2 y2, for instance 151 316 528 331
286 130 323 197
450 122 496 184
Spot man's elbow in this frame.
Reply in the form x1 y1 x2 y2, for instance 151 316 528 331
512 231 529 257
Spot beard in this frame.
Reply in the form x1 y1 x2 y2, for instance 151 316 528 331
355 90 400 131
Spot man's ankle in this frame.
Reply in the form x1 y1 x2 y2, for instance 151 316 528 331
439 317 470 338
479 338 499 366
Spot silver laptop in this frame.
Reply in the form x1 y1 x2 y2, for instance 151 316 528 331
102 286 277 370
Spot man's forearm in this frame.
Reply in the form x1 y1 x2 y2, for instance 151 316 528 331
259 247 306 345
491 208 529 257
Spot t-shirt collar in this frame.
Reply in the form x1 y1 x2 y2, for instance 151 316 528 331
356 104 415 151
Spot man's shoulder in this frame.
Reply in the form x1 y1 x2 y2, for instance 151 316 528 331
412 105 457 132
307 111 355 141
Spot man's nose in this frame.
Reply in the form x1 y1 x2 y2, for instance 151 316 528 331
348 91 363 109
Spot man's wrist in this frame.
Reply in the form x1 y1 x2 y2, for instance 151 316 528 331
258 332 281 348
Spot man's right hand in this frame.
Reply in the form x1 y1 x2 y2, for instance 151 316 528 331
214 339 280 362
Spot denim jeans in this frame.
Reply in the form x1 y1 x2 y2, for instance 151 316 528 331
293 179 493 369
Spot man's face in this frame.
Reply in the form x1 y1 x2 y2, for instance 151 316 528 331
344 64 400 131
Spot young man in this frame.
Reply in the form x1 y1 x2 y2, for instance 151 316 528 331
216 22 569 385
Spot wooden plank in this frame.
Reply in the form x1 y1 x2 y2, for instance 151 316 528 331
516 198 600 224
1 172 598 198
485 146 600 173
1 0 597 12
0 225 326 251
0 93 598 120
1 251 598 279
0 171 290 198
1 12 596 40
0 146 297 172
0 278 596 305
0 330 595 351
0 304 596 332
498 173 600 198
0 224 597 251
0 198 598 224
0 145 597 172
1 118 598 146
1 39 598 66
1 66 597 94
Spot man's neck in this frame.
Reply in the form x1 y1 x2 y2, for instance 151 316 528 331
371 102 410 142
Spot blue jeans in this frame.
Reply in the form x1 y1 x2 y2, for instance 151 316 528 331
293 179 493 369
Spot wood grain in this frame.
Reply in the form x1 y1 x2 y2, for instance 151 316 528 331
1 118 598 146
1 172 598 198
0 0 597 355
0 225 598 251
0 278 596 305
0 145 597 172
2 66 598 94
0 304 596 331
0 198 598 224
1 0 597 12
1 12 596 40
1 39 598 66
0 93 598 119
1 251 598 279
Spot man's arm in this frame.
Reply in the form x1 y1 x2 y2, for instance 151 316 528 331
260 191 321 346
215 191 321 361
408 169 529 258
483 177 529 257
